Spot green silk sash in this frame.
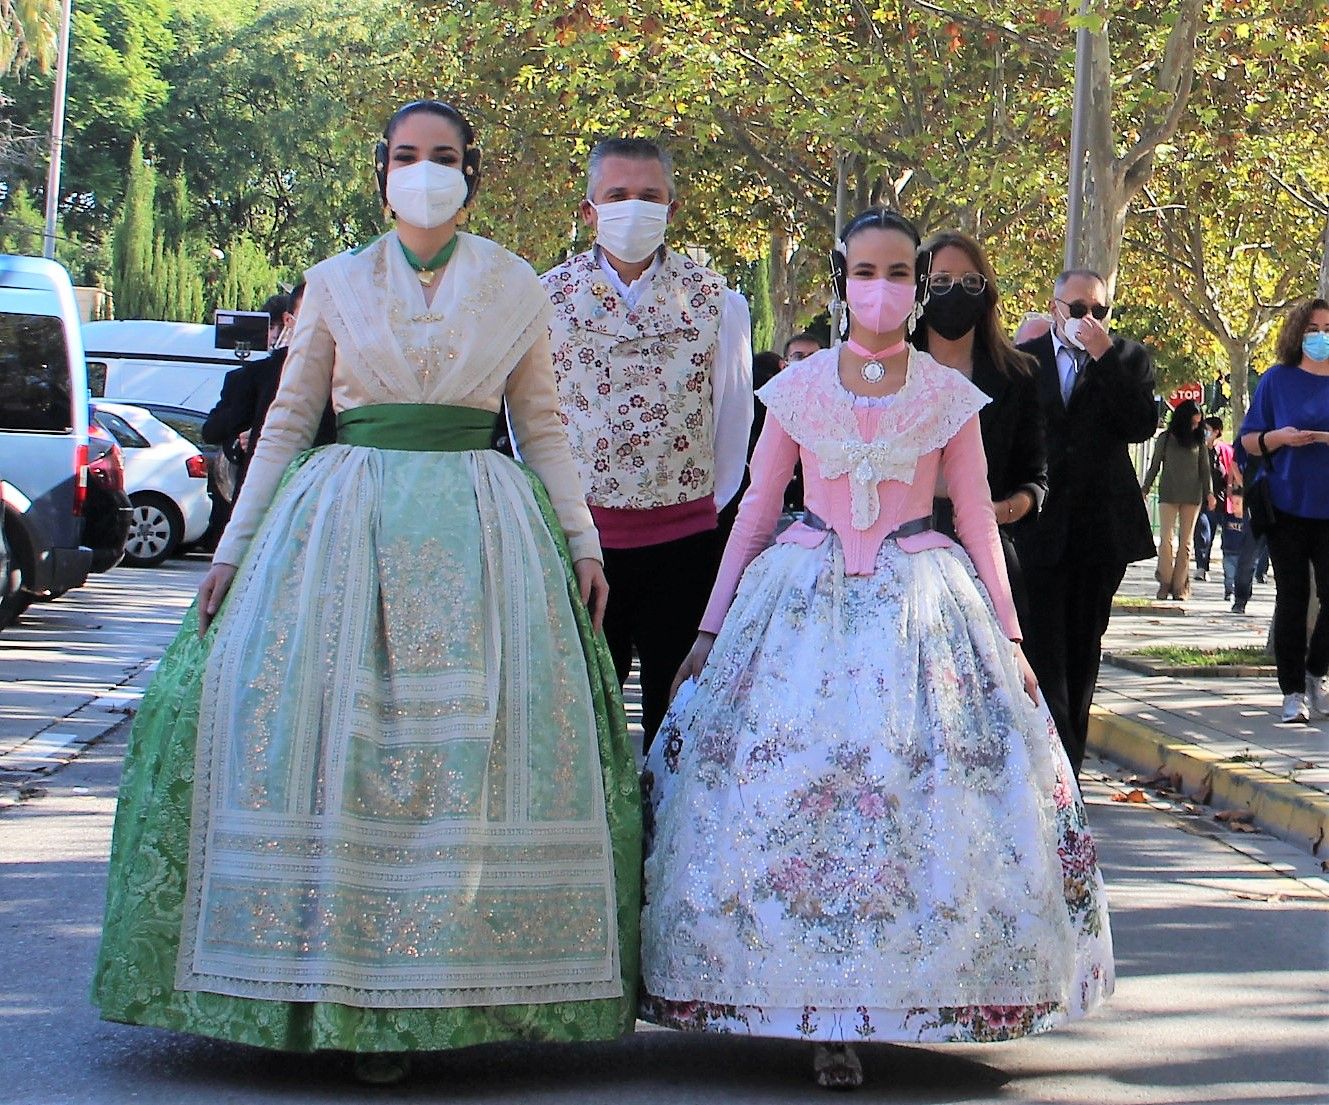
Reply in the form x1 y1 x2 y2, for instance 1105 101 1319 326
336 403 496 452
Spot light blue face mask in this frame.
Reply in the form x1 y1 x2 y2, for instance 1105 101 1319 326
1305 331 1329 362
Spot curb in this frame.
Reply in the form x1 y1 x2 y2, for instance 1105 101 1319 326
1103 653 1277 679
1087 706 1329 857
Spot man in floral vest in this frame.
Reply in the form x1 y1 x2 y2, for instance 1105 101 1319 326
543 137 753 750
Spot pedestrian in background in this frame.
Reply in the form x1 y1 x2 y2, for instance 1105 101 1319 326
1239 296 1329 723
1192 415 1233 582
913 229 1047 634
783 330 822 362
1015 269 1157 777
1141 399 1214 601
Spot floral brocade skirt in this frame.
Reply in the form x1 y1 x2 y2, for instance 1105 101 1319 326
92 445 640 1053
639 537 1113 1043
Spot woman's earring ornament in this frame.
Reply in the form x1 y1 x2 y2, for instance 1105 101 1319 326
838 303 849 338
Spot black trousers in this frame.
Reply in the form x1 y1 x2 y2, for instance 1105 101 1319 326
1021 558 1126 778
1265 511 1329 694
602 528 722 751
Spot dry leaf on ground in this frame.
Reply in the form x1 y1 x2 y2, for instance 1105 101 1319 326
1112 789 1150 804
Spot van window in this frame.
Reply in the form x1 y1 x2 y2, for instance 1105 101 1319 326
87 361 107 397
0 312 73 432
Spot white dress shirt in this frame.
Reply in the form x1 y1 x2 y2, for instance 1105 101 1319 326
596 248 753 508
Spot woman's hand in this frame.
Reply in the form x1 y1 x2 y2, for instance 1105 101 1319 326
669 632 716 701
1205 493 1217 511
1014 643 1039 705
197 563 238 637
573 558 609 634
1269 427 1320 450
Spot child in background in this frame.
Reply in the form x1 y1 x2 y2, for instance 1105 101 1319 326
1221 488 1246 606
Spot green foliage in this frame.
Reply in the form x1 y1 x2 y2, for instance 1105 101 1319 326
747 246 775 354
110 138 157 317
210 233 279 315
0 180 44 254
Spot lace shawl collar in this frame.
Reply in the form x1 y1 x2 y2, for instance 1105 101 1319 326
757 347 989 530
312 232 550 403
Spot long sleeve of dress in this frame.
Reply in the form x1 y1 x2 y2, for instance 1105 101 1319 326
710 290 755 509
505 332 603 564
212 278 335 567
698 416 799 634
944 415 1022 641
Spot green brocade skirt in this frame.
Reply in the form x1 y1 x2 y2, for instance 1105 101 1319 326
92 409 640 1053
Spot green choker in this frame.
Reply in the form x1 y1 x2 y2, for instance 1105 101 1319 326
399 236 459 285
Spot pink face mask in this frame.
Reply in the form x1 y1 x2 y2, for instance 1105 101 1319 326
846 277 917 335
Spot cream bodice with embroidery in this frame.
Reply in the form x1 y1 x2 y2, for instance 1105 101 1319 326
213 232 599 567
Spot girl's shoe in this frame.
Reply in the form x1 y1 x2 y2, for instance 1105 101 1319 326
353 1053 412 1086
814 1043 863 1090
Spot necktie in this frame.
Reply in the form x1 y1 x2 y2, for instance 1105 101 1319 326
1063 350 1086 404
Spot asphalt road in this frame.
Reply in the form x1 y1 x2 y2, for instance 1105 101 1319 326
1 561 1327 1104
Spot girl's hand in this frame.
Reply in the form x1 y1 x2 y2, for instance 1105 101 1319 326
669 632 716 701
573 558 609 634
1014 643 1039 705
198 563 238 636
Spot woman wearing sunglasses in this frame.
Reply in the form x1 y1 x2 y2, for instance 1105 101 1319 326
913 230 1047 632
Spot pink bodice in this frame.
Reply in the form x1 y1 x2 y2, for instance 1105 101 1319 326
699 349 1021 640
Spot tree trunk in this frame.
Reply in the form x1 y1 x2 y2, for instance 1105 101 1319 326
1319 211 1329 299
1223 339 1251 438
769 229 799 351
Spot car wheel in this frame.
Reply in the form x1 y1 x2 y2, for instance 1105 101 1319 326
0 518 32 631
123 494 183 568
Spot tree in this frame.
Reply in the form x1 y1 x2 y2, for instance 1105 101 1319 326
0 180 44 253
110 137 157 317
1 0 59 74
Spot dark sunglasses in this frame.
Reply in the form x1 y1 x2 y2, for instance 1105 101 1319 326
1055 296 1109 321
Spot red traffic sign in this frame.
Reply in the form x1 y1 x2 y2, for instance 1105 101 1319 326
1166 382 1204 409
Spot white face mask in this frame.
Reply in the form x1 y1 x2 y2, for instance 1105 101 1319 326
1061 314 1087 351
593 199 670 264
386 160 468 229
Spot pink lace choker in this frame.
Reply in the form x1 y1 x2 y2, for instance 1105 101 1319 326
845 337 908 384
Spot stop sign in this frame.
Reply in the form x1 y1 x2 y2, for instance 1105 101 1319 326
1166 382 1204 408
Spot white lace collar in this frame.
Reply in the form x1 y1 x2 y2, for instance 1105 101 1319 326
758 347 989 530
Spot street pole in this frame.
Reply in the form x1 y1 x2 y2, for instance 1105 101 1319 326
831 151 848 344
1064 0 1093 270
41 0 75 261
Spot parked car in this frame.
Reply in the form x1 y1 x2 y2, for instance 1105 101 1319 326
0 255 93 631
83 418 132 573
83 319 249 412
125 401 234 551
92 401 211 567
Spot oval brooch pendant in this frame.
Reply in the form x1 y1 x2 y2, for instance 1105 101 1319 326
860 360 885 384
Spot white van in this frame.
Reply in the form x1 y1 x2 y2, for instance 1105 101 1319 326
82 319 251 413
0 255 92 629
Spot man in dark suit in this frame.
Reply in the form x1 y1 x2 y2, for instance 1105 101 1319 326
1015 269 1158 776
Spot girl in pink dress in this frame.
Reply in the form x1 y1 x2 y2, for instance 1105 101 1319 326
637 209 1112 1089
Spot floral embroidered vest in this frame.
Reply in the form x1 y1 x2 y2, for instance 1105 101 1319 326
543 248 727 510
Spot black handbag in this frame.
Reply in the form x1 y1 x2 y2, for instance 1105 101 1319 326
1244 432 1278 538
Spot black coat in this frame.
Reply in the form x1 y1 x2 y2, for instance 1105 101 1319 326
201 348 336 488
970 348 1048 509
1014 332 1158 567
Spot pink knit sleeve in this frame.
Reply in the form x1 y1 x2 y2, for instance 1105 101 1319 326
942 416 1022 641
698 415 800 634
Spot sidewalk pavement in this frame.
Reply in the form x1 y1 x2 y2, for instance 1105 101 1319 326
1091 559 1329 858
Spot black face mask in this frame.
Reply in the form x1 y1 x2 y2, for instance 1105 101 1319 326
923 285 987 341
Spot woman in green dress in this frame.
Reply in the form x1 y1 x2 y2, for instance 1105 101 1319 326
92 100 640 1083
